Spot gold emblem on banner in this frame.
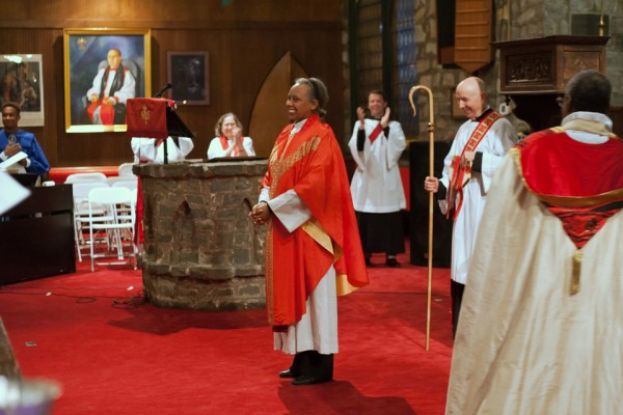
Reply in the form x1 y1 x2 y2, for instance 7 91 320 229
140 105 151 125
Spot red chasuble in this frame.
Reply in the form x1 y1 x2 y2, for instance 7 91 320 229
262 115 369 327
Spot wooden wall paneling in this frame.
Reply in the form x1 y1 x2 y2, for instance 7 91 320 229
0 0 342 29
0 1 344 167
0 28 60 166
155 29 228 161
249 52 307 158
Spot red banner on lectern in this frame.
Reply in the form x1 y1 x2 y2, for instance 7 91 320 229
126 98 175 141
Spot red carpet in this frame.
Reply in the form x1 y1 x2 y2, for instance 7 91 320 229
0 253 452 414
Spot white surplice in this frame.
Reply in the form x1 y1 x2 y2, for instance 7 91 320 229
206 136 256 160
348 119 406 213
131 136 194 164
446 119 623 413
439 116 516 284
86 67 136 104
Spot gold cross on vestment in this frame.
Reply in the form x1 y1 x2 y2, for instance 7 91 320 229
140 105 151 125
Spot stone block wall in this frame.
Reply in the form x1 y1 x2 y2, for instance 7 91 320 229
516 0 623 106
415 0 470 141
135 160 267 311
343 0 620 145
413 0 512 142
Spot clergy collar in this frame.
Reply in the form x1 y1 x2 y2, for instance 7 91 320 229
562 111 612 130
560 111 613 144
291 118 307 136
473 106 492 122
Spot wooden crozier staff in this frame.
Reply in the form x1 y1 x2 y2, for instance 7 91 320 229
408 85 435 351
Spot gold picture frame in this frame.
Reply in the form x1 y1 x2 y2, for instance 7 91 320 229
63 28 151 133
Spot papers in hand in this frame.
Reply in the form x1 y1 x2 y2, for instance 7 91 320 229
0 151 27 170
0 171 30 214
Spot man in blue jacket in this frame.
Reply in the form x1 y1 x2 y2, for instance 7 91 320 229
0 103 49 177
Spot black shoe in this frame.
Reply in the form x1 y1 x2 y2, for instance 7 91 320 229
279 369 295 378
279 351 310 378
292 375 332 386
385 257 400 267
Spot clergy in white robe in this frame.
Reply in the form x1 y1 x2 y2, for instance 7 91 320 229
446 70 623 414
131 136 194 164
348 90 406 266
207 112 256 159
131 135 194 244
207 136 255 159
424 77 516 336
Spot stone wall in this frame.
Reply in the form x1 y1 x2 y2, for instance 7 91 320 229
511 0 547 39
135 160 267 311
343 0 620 143
514 0 623 106
563 0 623 106
414 0 468 141
413 0 511 142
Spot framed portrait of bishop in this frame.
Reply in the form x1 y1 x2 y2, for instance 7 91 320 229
63 28 151 133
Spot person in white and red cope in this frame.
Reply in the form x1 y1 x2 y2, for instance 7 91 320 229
446 70 623 415
424 77 516 338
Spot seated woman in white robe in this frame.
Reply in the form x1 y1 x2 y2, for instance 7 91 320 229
206 112 255 159
131 136 194 164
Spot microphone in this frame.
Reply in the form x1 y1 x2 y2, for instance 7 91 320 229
154 83 173 98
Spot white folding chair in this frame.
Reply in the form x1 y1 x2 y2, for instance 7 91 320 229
71 181 109 262
65 172 107 184
87 187 137 272
118 162 136 177
106 176 127 186
110 179 139 222
111 178 138 192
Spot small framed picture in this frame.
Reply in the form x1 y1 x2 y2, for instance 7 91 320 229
0 54 45 127
63 28 152 133
167 51 210 105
